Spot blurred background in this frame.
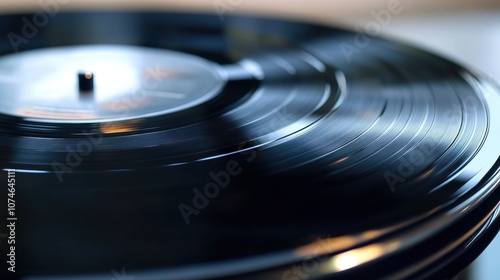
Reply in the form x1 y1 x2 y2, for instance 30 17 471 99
1 0 499 279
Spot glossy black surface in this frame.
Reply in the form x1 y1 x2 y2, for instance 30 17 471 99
0 11 499 280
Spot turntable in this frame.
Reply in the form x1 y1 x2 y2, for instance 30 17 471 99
0 3 499 280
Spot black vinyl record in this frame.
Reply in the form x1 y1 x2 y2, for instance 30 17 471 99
0 11 499 280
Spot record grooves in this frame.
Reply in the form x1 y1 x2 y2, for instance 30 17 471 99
0 11 499 280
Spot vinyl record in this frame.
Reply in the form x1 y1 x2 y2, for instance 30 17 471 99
0 11 499 280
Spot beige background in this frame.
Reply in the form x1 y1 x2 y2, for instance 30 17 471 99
1 0 499 22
